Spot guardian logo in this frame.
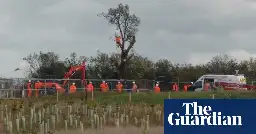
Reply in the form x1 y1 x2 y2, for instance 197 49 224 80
164 99 256 134
168 102 242 126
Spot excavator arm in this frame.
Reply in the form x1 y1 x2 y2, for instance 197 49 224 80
62 62 86 87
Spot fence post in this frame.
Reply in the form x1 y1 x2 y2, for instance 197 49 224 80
56 90 59 103
44 80 47 95
91 91 94 101
129 91 131 103
22 89 24 98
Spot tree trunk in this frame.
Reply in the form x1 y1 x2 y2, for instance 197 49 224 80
119 51 127 79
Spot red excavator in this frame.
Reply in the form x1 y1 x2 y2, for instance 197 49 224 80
41 62 86 93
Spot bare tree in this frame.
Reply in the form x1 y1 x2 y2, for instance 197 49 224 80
98 3 141 78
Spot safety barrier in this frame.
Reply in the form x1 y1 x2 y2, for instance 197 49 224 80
0 78 200 98
0 88 152 99
0 78 190 90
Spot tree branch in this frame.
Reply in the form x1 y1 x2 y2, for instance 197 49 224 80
126 36 136 53
127 53 134 61
117 20 125 51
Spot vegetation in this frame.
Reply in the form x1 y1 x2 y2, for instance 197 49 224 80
0 98 163 133
1 90 255 133
22 49 256 83
21 4 256 83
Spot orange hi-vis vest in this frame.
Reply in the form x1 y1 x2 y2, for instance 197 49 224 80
87 84 94 92
69 85 77 93
100 83 108 92
154 86 160 93
116 83 123 92
204 83 210 91
132 84 137 92
34 82 43 97
27 82 32 97
183 84 188 92
115 36 121 45
172 83 178 92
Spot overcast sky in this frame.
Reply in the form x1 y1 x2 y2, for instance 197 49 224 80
1 0 256 78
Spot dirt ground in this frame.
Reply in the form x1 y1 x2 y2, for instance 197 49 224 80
53 126 163 134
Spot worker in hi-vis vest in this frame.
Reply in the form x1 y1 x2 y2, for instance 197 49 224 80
116 81 123 92
86 81 94 92
69 83 77 93
154 82 160 93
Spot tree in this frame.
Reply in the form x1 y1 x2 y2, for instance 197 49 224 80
63 52 89 79
64 52 88 67
23 50 256 84
126 53 155 79
98 3 141 78
23 51 66 78
89 51 117 79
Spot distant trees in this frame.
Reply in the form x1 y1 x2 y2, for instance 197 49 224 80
23 51 66 79
23 51 256 82
21 3 256 82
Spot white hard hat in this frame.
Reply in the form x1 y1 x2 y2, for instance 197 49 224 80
103 81 105 83
28 80 31 82
118 81 120 83
89 81 92 83
156 84 159 86
132 81 135 84
191 82 193 84
72 83 75 85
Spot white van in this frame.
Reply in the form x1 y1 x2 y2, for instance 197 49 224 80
188 74 246 91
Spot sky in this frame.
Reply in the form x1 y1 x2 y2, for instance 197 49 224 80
1 0 256 78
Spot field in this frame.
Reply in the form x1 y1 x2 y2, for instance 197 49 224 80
0 91 255 134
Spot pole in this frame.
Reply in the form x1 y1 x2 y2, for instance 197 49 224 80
82 62 87 102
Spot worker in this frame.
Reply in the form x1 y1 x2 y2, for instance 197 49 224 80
154 82 160 93
35 80 43 97
27 80 32 97
116 81 123 92
203 81 210 91
115 30 122 47
115 36 121 46
100 81 108 92
105 83 109 91
188 82 193 88
69 83 77 93
132 81 137 92
183 84 188 92
86 82 94 92
172 83 179 92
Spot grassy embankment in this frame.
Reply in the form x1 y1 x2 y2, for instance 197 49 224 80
0 90 254 133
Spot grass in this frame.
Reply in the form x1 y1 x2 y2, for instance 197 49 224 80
0 90 255 133
32 90 256 105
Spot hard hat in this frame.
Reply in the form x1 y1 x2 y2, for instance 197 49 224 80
157 82 159 84
191 82 193 84
28 80 31 82
132 81 135 84
89 81 92 83
118 81 120 83
156 84 159 86
103 81 105 83
72 83 75 85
